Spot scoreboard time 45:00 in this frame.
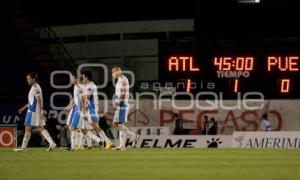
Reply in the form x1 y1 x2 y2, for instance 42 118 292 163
159 40 300 99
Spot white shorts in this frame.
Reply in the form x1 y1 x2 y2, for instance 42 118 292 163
66 107 76 126
24 111 45 127
80 119 91 130
87 109 99 124
113 102 130 123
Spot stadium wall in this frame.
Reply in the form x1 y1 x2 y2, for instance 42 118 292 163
1 100 300 135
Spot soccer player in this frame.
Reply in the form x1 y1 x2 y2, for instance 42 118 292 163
81 71 113 150
64 72 85 151
111 66 138 150
14 72 56 152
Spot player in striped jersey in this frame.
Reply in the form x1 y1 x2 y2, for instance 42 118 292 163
64 73 86 151
81 71 113 150
111 66 138 150
14 72 56 152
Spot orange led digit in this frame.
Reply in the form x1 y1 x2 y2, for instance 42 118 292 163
280 79 290 93
245 57 254 70
186 79 191 93
236 57 244 71
223 57 231 71
214 57 223 70
234 79 239 93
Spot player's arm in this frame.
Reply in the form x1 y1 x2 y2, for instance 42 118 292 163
18 104 28 114
113 80 128 110
64 98 74 112
37 96 43 120
81 94 88 121
119 80 128 101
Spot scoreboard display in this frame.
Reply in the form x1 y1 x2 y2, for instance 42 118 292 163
159 39 300 99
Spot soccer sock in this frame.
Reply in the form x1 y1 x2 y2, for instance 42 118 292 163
76 130 81 146
79 133 85 147
70 131 76 149
98 130 111 144
41 130 54 145
21 132 31 149
119 130 126 148
118 124 135 140
87 131 101 143
86 135 92 147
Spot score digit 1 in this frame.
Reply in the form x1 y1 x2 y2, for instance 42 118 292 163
186 79 191 93
280 79 290 93
234 79 239 93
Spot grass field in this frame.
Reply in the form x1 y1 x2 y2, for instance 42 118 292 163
1 148 300 180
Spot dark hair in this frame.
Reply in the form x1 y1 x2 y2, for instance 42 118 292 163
204 115 208 119
27 71 38 81
82 71 92 80
210 117 215 122
70 71 77 78
262 114 268 119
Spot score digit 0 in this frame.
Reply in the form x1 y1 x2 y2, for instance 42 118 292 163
280 79 290 93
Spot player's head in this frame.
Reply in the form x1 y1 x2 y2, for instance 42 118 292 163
70 72 78 85
26 71 38 85
112 66 122 79
82 71 92 83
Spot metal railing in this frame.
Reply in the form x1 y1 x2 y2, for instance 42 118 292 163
36 26 76 71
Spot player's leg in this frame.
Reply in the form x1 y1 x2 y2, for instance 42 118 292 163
85 132 93 149
90 122 113 149
77 119 95 150
76 129 86 150
14 111 34 152
14 126 32 152
22 126 32 149
70 110 81 151
88 109 113 149
66 107 74 147
70 128 78 151
37 127 56 151
113 103 138 148
83 119 105 149
75 129 81 147
112 124 127 150
86 129 101 144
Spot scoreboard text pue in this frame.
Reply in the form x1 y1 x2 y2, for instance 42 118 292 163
159 39 300 99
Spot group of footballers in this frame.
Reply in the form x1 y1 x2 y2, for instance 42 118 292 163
14 66 138 152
